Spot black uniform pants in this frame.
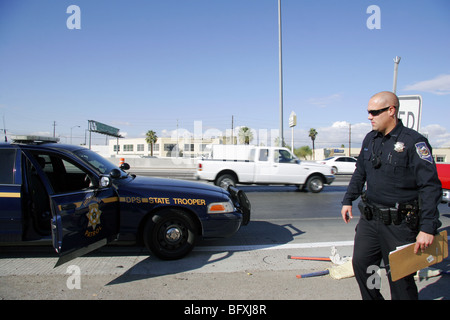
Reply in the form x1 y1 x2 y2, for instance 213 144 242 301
352 215 419 300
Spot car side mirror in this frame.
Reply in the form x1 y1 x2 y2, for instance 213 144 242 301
110 168 121 179
120 163 130 170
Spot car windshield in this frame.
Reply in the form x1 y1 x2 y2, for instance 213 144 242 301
73 149 128 178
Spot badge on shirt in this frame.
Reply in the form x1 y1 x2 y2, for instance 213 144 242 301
394 142 405 152
415 142 433 163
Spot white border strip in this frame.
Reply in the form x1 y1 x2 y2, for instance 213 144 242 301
195 236 450 253
194 240 355 252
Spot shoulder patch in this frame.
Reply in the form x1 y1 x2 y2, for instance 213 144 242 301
415 142 433 163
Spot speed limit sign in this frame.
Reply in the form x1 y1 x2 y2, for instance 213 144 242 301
398 95 422 132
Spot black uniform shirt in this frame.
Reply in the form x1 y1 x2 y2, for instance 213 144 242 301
342 120 442 234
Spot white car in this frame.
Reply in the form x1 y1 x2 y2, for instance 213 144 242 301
317 156 357 174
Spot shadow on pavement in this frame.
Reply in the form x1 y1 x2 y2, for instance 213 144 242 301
105 221 304 286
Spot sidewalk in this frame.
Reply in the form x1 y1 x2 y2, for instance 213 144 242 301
1 245 449 300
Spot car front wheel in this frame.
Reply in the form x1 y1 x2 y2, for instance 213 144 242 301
143 209 197 260
306 175 324 193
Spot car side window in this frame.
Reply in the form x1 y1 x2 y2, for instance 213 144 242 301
30 152 93 194
274 149 296 163
0 149 16 184
259 149 269 161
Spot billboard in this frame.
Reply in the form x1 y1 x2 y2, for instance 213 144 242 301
88 120 121 137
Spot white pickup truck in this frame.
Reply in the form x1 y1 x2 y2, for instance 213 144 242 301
196 145 335 193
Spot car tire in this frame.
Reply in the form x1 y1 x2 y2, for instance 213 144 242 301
306 175 324 193
143 209 197 260
332 166 338 174
215 174 237 189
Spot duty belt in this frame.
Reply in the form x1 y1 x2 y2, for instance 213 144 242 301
358 198 420 229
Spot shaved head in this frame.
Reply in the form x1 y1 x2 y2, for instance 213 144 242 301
367 91 399 135
370 91 399 109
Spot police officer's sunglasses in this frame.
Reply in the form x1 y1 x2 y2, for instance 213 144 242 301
367 106 394 116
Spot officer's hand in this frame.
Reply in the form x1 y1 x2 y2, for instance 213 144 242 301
341 205 353 224
414 231 434 254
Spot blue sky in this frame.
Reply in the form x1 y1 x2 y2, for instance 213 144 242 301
1 0 449 148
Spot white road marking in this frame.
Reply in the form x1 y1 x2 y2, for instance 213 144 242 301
194 240 354 252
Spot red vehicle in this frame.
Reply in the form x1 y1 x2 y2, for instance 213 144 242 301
436 163 450 204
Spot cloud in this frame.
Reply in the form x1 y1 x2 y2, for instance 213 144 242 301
31 131 52 137
404 74 450 95
306 93 342 108
111 121 132 127
291 121 372 149
313 122 371 149
421 124 450 147
331 121 351 129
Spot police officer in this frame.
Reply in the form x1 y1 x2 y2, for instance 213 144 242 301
341 91 442 300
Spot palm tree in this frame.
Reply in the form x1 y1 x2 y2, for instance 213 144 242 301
145 130 158 156
309 128 318 160
295 145 312 160
238 127 253 145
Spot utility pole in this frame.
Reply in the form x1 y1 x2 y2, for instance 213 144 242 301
231 115 234 145
348 123 351 156
393 56 401 94
2 114 7 142
278 0 284 147
53 121 57 137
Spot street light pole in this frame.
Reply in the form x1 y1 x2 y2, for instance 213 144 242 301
393 56 401 94
70 125 80 144
278 0 284 147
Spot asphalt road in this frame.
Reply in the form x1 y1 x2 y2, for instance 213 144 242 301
1 172 449 303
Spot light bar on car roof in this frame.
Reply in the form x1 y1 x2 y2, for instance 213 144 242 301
11 135 60 144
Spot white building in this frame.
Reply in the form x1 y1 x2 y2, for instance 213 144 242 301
107 136 223 158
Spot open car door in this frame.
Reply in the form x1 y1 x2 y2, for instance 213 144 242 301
50 187 120 267
24 149 120 267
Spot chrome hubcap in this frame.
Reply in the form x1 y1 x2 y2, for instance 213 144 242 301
165 227 182 242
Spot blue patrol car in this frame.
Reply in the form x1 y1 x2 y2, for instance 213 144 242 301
0 136 250 266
